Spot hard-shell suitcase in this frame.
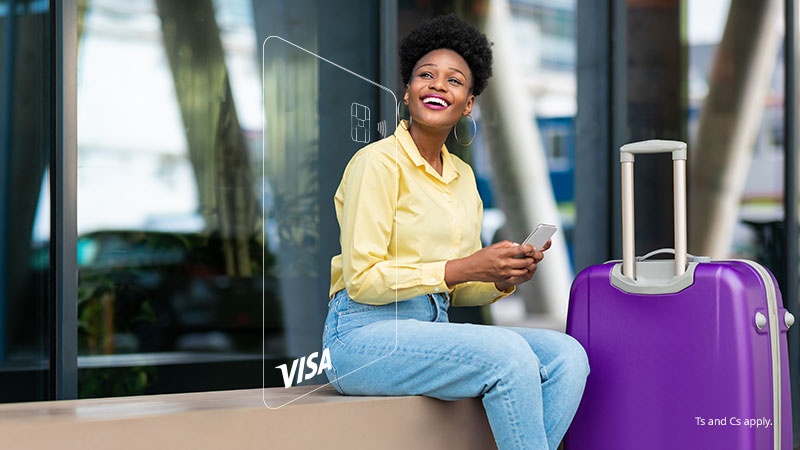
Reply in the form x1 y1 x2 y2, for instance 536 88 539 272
564 140 794 449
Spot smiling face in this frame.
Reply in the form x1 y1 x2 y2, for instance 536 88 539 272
404 48 475 133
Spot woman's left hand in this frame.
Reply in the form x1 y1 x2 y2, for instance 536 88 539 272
495 239 551 291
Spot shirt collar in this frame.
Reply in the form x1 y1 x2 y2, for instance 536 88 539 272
394 120 460 183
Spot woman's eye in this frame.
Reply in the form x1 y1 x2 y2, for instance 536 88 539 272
448 78 464 85
419 72 433 79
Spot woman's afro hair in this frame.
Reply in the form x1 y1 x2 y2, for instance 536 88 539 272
399 14 493 96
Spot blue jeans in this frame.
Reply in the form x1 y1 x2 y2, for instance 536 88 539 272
323 289 590 450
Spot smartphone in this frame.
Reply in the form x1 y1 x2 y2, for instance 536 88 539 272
521 223 558 250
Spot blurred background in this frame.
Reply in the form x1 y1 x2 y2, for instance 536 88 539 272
1 0 798 444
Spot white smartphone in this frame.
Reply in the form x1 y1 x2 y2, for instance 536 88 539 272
521 223 558 250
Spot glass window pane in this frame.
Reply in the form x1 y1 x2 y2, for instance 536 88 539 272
0 1 53 401
76 0 381 398
76 0 268 397
687 0 785 274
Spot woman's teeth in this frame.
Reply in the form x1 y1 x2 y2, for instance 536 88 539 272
423 97 448 107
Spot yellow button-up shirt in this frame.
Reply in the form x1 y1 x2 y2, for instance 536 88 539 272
329 121 514 306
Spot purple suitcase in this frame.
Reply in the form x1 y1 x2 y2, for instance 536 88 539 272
564 140 794 450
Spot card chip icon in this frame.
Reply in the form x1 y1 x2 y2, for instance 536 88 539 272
351 102 370 143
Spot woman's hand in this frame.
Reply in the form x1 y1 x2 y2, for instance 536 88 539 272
444 239 551 290
493 239 550 291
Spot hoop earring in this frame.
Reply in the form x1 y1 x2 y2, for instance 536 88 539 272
397 101 412 129
454 114 477 146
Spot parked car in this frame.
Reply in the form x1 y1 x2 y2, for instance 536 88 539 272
76 230 281 354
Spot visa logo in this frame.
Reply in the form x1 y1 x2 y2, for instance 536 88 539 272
275 348 333 388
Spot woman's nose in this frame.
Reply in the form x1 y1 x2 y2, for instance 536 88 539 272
429 76 446 91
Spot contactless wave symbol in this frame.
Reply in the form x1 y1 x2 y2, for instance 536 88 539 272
377 120 387 138
351 102 370 143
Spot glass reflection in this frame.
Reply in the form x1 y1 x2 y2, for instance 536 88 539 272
77 0 273 396
687 0 785 276
0 1 52 402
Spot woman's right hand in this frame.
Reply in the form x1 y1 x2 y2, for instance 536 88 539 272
444 241 539 289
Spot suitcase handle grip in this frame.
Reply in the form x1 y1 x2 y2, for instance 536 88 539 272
620 140 688 280
620 140 687 162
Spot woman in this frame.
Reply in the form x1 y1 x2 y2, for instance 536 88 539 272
323 14 589 450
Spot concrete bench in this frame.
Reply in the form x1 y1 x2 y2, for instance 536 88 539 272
0 385 496 449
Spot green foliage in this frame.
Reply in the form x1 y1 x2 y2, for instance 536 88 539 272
79 366 157 399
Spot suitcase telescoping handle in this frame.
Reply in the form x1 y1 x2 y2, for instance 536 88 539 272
619 140 688 280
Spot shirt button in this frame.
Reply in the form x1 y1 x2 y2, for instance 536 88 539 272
434 287 440 292
429 277 436 283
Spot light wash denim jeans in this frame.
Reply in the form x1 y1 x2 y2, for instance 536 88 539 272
323 289 590 450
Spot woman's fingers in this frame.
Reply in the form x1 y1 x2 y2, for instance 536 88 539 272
484 238 551 288
476 240 547 282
